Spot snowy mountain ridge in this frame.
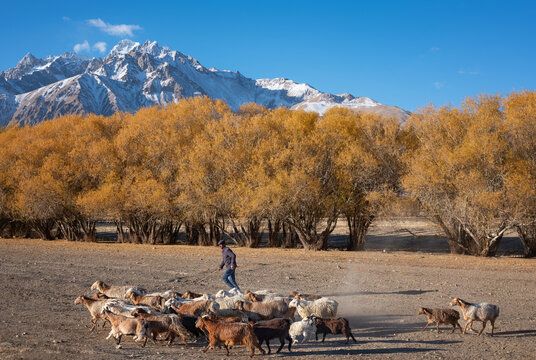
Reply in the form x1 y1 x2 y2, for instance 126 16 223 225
0 40 410 126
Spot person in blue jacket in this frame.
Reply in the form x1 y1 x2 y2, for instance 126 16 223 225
218 239 240 290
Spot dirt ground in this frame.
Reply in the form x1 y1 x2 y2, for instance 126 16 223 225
1 220 535 359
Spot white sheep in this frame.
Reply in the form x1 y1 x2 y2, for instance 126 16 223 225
103 300 160 318
214 294 246 310
261 294 288 303
450 297 500 335
215 288 243 298
91 280 145 299
289 315 317 344
289 297 338 319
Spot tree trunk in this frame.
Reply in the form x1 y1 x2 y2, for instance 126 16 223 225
268 219 282 247
288 214 338 251
241 217 262 248
0 217 10 236
57 220 82 241
31 219 56 240
435 216 506 256
115 221 126 243
2 220 31 238
80 219 97 242
195 223 211 246
516 224 536 258
281 223 297 248
159 221 181 245
346 213 374 251
208 219 221 246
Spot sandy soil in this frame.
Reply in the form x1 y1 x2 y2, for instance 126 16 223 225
1 236 535 359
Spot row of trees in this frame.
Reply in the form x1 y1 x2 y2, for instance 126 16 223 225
1 92 535 256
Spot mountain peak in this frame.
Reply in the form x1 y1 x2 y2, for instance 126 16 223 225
140 40 161 56
18 52 39 67
109 39 140 55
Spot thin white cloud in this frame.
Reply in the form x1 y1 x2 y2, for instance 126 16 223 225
87 18 142 37
430 47 440 52
434 81 445 89
74 40 90 53
92 42 107 53
62 16 71 21
458 69 480 75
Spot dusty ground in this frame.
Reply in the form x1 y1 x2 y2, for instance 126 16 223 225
1 220 535 359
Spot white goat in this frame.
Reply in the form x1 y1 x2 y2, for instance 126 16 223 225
289 297 338 319
289 315 317 344
450 297 500 335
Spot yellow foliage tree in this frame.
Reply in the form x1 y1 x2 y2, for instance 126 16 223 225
403 95 509 256
320 108 407 250
503 91 536 256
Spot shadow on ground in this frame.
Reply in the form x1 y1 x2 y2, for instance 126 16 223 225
493 329 536 338
334 289 439 297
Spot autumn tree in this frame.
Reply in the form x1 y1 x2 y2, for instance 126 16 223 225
247 109 340 250
2 114 119 241
221 104 291 248
0 126 32 237
320 108 406 250
503 91 536 257
172 97 233 245
403 95 510 256
107 103 196 244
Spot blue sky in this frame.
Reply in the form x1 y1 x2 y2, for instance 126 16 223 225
1 0 535 111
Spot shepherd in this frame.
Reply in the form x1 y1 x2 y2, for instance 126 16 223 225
218 240 240 291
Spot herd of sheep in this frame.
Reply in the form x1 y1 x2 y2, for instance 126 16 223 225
75 280 500 357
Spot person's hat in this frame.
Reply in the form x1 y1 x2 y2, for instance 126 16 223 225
217 240 225 246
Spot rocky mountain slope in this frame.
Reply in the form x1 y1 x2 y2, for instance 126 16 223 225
0 40 410 126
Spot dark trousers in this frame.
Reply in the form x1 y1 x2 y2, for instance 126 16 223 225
222 267 239 290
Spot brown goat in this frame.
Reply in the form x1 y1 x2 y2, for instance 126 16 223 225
125 289 165 311
242 299 295 321
176 300 214 317
418 307 462 334
315 317 357 344
101 310 147 346
91 292 110 300
244 290 264 302
195 316 265 357
253 318 292 354
182 290 203 299
206 314 245 323
131 308 191 346
74 295 108 331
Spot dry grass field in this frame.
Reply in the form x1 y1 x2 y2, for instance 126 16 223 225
1 218 535 359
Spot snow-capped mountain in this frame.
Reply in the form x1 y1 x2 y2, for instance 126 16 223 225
0 40 410 126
